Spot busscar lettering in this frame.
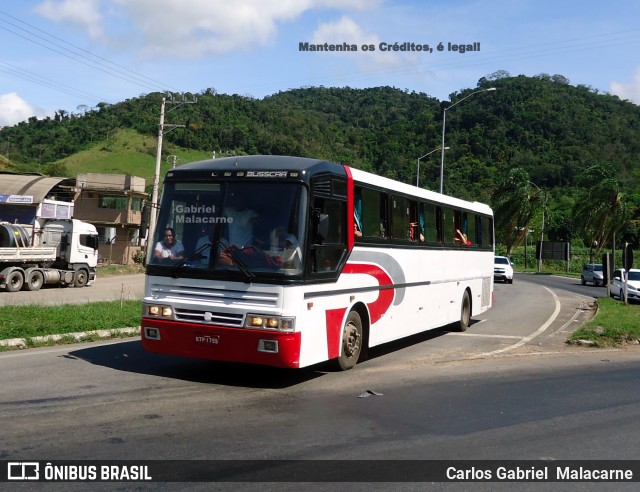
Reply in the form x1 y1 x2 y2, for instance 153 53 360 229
246 171 289 178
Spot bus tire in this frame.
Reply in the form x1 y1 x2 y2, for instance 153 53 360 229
22 269 44 291
337 311 363 370
5 269 24 292
454 290 471 332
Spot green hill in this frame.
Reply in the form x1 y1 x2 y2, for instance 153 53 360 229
1 72 639 247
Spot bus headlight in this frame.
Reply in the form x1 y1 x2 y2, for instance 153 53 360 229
245 314 295 332
146 304 173 318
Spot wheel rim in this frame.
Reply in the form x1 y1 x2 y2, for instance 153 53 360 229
343 320 361 359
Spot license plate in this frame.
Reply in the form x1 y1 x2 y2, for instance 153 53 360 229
195 334 220 345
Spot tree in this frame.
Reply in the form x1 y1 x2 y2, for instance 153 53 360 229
573 164 628 251
491 168 543 255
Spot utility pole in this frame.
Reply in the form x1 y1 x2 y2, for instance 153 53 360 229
145 93 197 262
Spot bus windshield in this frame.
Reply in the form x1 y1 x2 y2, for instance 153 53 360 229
149 181 307 278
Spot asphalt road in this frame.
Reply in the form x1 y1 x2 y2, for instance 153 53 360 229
516 272 610 300
0 273 145 306
3 272 638 490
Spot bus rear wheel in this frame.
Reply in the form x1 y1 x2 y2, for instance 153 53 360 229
337 311 363 370
454 290 471 332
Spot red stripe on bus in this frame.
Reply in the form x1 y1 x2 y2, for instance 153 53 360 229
324 262 395 360
325 307 348 360
343 263 394 324
344 165 355 252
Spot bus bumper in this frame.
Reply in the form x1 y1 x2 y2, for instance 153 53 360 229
141 317 302 368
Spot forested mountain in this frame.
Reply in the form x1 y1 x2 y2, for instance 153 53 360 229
1 72 639 247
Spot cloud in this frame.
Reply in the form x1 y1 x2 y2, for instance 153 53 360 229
610 68 640 104
312 15 373 46
34 0 105 40
35 0 380 58
0 93 42 127
310 16 422 77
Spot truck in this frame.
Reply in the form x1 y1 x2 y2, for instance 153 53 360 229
0 218 99 292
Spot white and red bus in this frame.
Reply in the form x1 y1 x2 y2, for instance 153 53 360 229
141 155 494 370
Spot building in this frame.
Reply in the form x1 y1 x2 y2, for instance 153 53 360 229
73 173 148 265
0 171 148 265
0 172 76 225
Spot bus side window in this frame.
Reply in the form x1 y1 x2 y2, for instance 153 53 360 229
361 188 388 239
443 207 456 245
408 200 419 241
466 213 477 247
310 198 346 273
422 202 439 243
354 187 363 239
391 195 412 240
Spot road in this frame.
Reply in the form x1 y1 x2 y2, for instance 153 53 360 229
517 271 609 300
3 273 639 489
0 274 145 307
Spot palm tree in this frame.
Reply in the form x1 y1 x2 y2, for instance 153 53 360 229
492 168 543 256
573 164 628 252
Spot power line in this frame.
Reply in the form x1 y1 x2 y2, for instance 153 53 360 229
0 9 181 104
0 58 106 104
0 9 180 92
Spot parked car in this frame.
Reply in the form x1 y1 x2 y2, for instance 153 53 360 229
581 263 604 286
494 256 514 284
608 268 640 302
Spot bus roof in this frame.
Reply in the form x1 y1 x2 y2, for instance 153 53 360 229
167 155 346 176
348 167 493 216
166 155 492 216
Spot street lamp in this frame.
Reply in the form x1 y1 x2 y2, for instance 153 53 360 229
416 147 449 187
440 87 496 194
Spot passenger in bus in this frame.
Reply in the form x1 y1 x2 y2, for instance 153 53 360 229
223 195 258 248
455 229 472 246
280 234 302 270
410 222 425 242
267 227 301 269
353 211 363 238
154 227 185 261
269 225 287 250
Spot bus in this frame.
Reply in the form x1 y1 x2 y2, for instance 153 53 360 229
141 155 494 370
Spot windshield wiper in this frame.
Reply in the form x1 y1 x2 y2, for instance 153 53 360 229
216 240 255 283
171 242 212 278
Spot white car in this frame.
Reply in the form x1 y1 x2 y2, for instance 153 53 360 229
608 268 640 302
494 256 514 284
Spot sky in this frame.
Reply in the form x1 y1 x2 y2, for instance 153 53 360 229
1 0 640 127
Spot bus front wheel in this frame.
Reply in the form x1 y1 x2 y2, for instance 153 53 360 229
337 311 363 370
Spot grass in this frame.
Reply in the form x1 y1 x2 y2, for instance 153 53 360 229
569 297 640 347
59 128 212 183
97 263 145 276
0 300 141 348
